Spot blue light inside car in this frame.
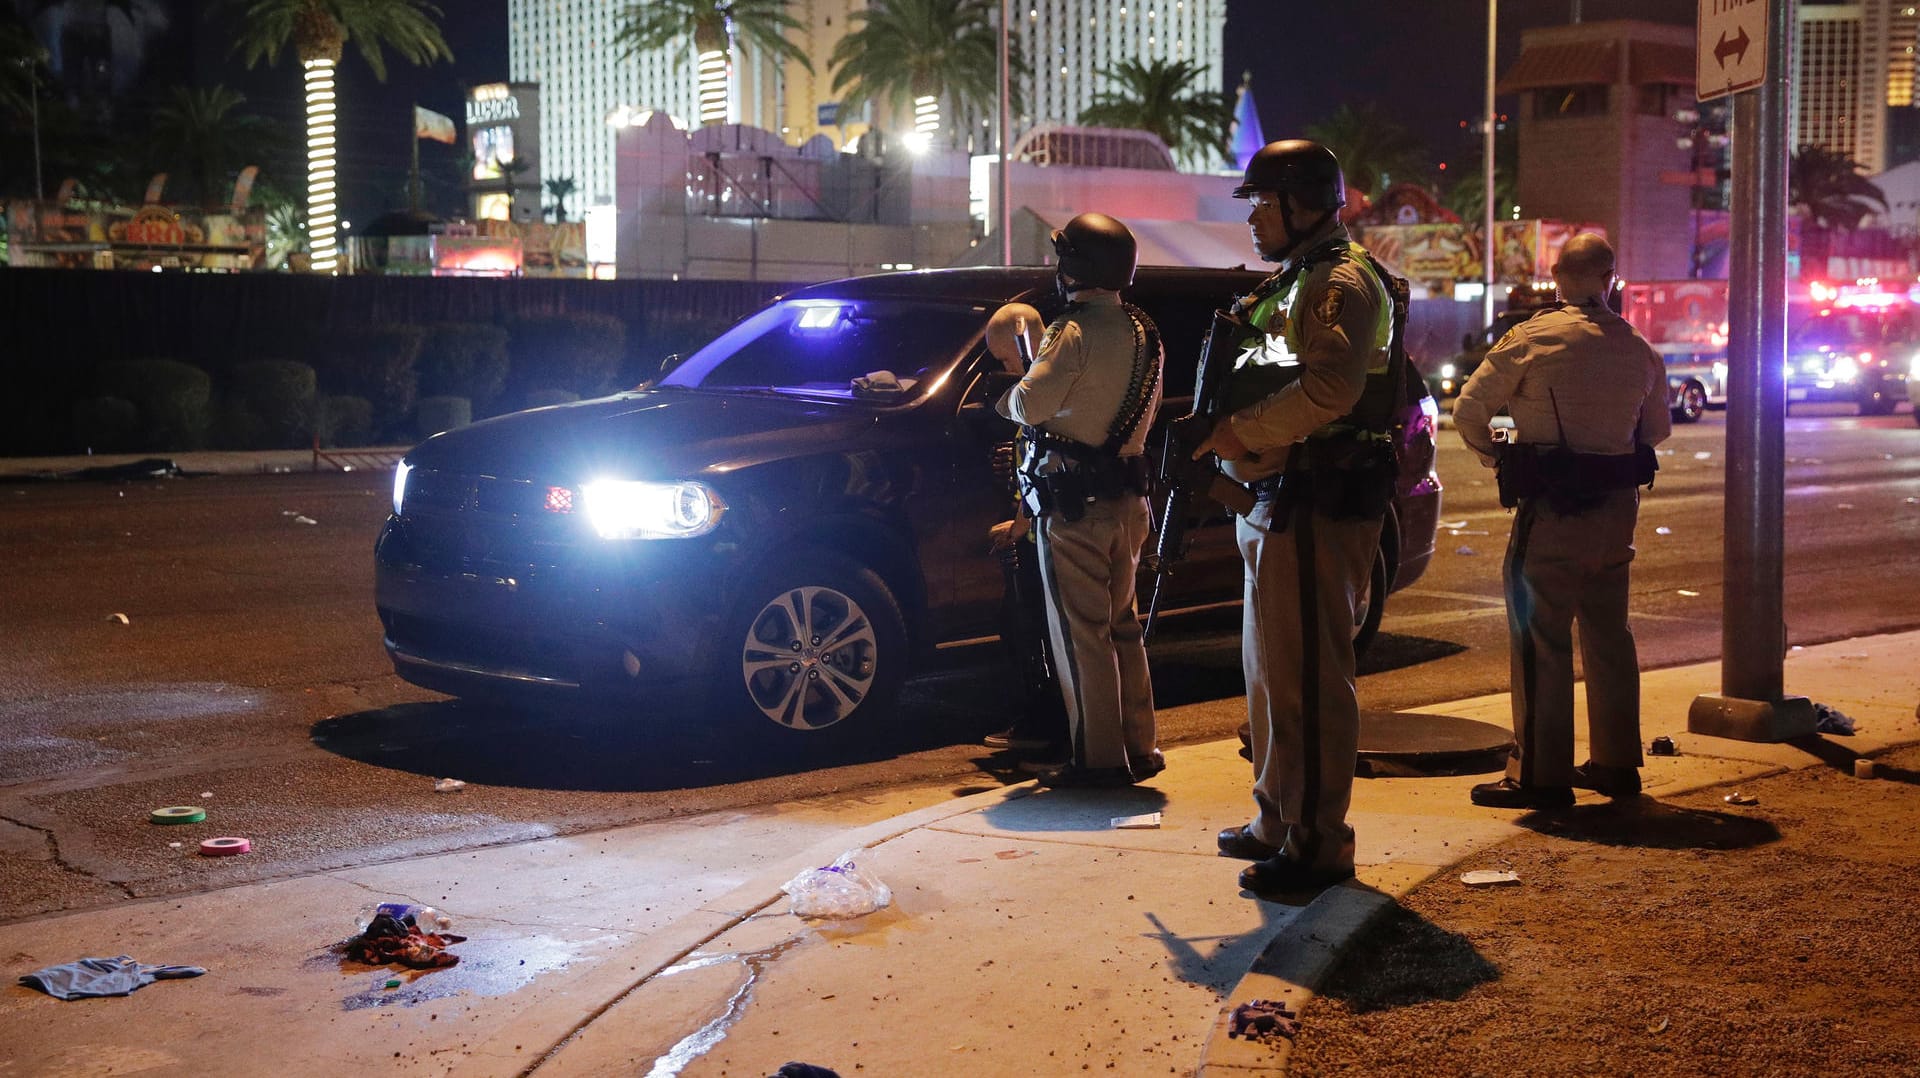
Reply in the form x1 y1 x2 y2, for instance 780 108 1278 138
794 303 847 331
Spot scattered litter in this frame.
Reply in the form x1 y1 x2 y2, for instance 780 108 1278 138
1228 998 1298 1043
200 791 212 799
1836 503 1854 510
148 806 205 825
1455 545 1479 556
433 778 466 793
384 978 403 989
107 613 130 625
1659 448 1676 456
782 850 892 919
199 837 251 856
1460 869 1521 887
341 911 466 969
1439 520 1468 529
1649 735 1678 756
1855 759 1878 780
1655 526 1672 535
1694 451 1712 460
1110 811 1162 830
1907 498 1918 505
291 515 318 525
18 956 206 1000
774 1064 843 1078
1723 792 1758 806
1677 589 1700 597
994 849 1034 860
1814 703 1856 735
1449 528 1489 536
167 842 182 849
1648 1016 1671 1034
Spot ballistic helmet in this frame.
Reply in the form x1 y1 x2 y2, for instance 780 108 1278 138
1232 139 1347 210
1051 213 1138 290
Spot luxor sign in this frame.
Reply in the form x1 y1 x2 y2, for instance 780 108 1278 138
467 83 521 125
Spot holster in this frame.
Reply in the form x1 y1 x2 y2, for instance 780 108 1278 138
1021 455 1150 523
1496 443 1658 514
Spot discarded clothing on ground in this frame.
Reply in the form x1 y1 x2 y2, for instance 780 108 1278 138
342 912 466 969
1228 998 1299 1043
18 955 207 1000
773 1065 843 1078
1814 703 1856 735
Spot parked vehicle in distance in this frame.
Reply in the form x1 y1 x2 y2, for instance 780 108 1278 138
374 267 1444 741
1657 344 1726 424
1787 301 1913 416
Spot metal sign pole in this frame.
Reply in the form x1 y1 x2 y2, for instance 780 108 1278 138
1690 0 1813 740
999 0 1013 267
1482 0 1497 327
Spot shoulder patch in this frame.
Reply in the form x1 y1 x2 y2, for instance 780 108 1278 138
1312 286 1345 326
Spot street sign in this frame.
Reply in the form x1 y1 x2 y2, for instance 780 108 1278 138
817 102 840 127
1698 0 1767 101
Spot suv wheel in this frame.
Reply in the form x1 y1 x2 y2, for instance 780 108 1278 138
721 549 908 736
1672 382 1707 423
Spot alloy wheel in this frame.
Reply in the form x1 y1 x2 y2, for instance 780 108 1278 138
739 584 880 730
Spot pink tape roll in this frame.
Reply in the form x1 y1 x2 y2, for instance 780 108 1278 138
199 836 251 857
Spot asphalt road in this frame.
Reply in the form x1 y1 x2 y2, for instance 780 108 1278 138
2 404 1917 921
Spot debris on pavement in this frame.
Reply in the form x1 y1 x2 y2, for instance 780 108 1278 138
1439 520 1467 529
1110 811 1162 829
167 842 182 849
1723 792 1758 806
1694 451 1712 460
291 515 318 525
773 1065 843 1078
1648 1015 1671 1034
782 850 893 920
340 912 466 969
1813 703 1856 735
1855 758 1878 780
433 778 467 793
1460 869 1522 887
1455 545 1479 556
107 612 130 625
1654 526 1672 535
148 806 205 825
199 837 251 856
18 956 206 1000
1649 736 1678 756
1837 503 1855 510
1228 998 1299 1043
1677 589 1700 597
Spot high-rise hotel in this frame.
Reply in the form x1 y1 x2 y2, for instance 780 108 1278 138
1794 1 1920 173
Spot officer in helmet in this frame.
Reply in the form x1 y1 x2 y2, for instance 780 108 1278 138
989 212 1166 787
1192 140 1403 895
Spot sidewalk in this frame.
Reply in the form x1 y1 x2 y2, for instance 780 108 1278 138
0 448 409 479
1 633 1914 1077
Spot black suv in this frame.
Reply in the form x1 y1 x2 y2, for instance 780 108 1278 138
375 268 1443 739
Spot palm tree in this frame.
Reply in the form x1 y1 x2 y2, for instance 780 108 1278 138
544 175 577 222
493 154 530 221
829 0 1014 150
225 0 452 273
1790 144 1886 279
1304 102 1429 198
1077 58 1232 170
148 85 273 207
613 0 809 128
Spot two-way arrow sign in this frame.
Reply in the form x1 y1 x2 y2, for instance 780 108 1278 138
1699 0 1767 102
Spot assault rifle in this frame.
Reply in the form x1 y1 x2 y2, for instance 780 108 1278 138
1142 310 1257 639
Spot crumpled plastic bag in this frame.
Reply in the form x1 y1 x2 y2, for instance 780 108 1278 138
1813 703 1856 736
782 850 892 919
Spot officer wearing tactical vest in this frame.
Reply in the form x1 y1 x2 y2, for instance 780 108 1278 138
1191 139 1403 896
992 212 1166 788
1454 232 1670 809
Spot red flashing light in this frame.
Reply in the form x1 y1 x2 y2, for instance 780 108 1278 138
545 486 575 513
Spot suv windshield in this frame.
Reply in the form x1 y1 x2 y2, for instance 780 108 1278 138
661 298 991 401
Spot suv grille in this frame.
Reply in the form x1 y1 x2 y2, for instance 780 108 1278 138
399 469 572 572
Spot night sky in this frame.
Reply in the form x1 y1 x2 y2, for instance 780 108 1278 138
122 0 1692 226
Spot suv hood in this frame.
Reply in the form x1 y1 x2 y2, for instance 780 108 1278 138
400 390 884 480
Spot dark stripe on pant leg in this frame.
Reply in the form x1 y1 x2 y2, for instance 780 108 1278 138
1038 514 1089 766
1296 503 1321 858
1510 499 1539 787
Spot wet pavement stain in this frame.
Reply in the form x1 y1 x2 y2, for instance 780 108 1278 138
645 936 808 1078
339 935 584 1011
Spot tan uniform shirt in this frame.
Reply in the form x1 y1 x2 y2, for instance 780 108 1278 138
1454 300 1672 467
1223 223 1386 483
997 291 1163 461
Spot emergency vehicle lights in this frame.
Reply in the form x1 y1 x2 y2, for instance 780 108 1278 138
1809 281 1841 303
795 304 848 330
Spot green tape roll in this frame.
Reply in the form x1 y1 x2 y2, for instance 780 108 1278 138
150 806 207 825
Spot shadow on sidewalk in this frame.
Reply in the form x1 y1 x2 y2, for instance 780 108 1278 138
1786 733 1920 786
1513 798 1782 851
1301 896 1499 1014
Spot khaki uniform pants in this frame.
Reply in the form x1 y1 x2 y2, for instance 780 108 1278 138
1503 488 1644 787
1238 502 1380 871
1034 494 1156 770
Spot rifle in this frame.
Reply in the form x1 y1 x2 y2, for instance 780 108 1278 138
1142 309 1257 639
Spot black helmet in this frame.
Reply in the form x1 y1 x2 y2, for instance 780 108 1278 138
1232 139 1347 210
1051 212 1138 290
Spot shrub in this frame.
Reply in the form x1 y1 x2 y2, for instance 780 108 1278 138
308 325 423 437
94 359 212 450
416 323 510 411
220 360 317 449
317 395 374 447
524 388 580 409
71 396 140 453
508 313 626 401
415 395 472 437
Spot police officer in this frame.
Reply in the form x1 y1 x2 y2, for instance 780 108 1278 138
1454 232 1670 808
1193 139 1401 895
993 213 1165 787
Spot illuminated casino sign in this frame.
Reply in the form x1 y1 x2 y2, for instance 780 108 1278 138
467 83 522 125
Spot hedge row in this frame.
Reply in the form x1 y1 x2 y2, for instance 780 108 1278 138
5 311 733 455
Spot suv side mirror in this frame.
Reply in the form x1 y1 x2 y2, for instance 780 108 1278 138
657 353 685 380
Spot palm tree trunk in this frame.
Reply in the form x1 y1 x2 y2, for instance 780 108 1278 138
297 10 346 272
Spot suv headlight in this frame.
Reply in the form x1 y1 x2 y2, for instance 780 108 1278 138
392 461 412 517
581 479 727 539
1831 355 1860 383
